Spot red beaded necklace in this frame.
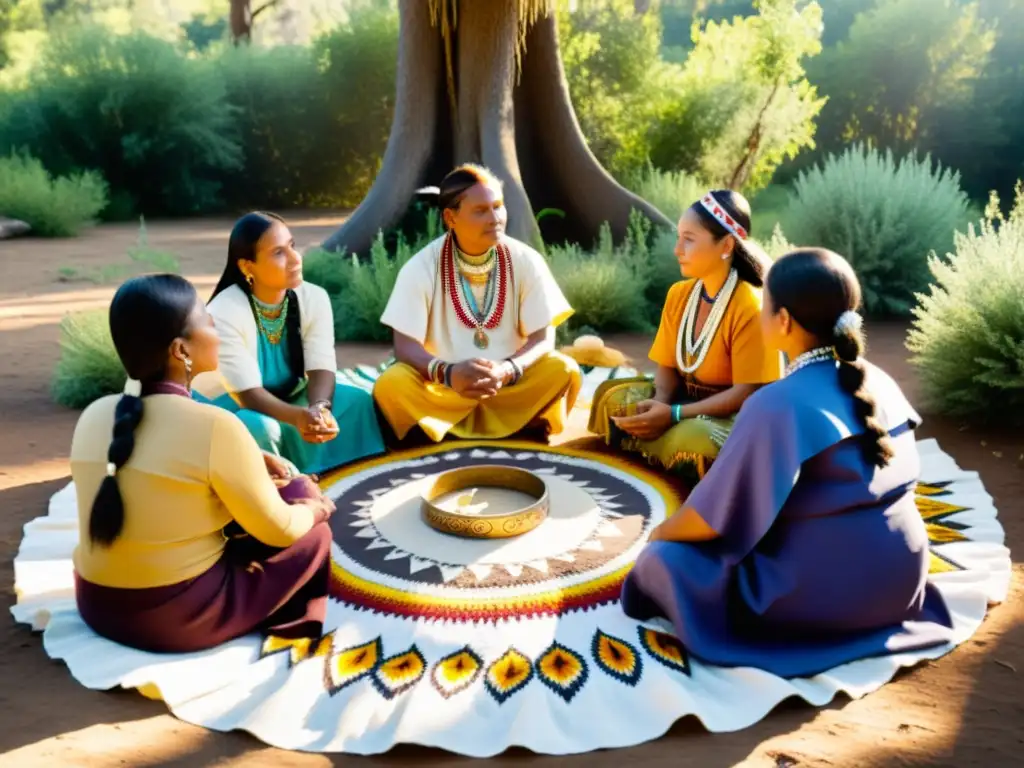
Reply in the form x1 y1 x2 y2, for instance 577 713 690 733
441 232 511 349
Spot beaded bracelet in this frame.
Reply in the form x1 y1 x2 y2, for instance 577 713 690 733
427 358 452 386
506 358 523 385
671 404 684 424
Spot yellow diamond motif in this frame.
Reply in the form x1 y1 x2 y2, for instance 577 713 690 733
260 632 334 666
484 648 533 704
431 647 483 698
327 637 381 694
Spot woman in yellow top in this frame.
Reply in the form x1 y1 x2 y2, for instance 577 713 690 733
71 274 336 654
589 189 781 483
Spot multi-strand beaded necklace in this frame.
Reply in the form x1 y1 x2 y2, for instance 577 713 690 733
252 294 289 345
675 268 739 375
440 232 511 350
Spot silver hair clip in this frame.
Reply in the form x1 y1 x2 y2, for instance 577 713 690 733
833 310 863 337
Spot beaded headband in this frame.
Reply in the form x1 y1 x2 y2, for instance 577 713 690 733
697 193 748 240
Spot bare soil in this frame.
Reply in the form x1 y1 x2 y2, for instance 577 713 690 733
0 215 1020 767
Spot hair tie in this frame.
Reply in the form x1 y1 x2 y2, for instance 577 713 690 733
106 462 117 477
833 310 863 338
698 192 748 240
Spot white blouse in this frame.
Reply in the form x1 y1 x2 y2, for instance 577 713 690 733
192 281 337 400
380 234 573 363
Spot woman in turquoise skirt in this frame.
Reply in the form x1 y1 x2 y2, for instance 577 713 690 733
192 212 385 475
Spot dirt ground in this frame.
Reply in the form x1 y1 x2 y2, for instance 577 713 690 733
0 214 1020 768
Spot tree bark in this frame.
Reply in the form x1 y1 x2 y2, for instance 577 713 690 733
322 0 672 256
229 0 252 44
320 1 443 253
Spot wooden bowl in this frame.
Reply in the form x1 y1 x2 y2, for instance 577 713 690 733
421 465 549 539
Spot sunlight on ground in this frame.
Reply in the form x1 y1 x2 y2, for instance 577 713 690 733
0 717 240 768
0 276 218 332
0 459 70 492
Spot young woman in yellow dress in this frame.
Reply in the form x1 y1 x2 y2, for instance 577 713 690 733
589 190 781 483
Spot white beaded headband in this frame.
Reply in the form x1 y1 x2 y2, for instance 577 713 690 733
698 192 748 240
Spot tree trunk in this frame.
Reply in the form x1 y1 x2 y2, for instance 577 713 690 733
229 0 252 44
229 0 281 45
321 0 672 255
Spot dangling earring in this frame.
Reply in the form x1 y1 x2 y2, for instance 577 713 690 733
184 357 193 393
245 273 254 288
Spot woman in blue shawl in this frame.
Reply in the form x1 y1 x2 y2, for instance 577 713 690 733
621 248 954 678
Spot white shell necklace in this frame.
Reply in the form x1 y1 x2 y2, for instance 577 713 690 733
785 346 835 376
675 268 739 375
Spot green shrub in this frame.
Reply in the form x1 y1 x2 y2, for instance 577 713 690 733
216 44 327 210
559 0 675 178
646 229 685 312
0 26 241 218
907 184 1024 426
750 184 793 240
313 4 399 207
0 153 107 236
52 309 124 409
549 217 654 335
784 144 973 316
626 165 706 223
304 214 439 344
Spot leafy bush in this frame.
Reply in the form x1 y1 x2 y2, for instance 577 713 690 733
0 26 241 218
313 3 399 207
559 0 675 178
626 165 706 223
549 214 656 334
52 309 124 409
783 144 973 316
907 184 1024 426
216 2 398 210
216 44 327 210
0 153 107 236
648 0 825 191
303 214 440 343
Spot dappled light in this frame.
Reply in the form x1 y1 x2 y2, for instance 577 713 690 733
1 0 1022 766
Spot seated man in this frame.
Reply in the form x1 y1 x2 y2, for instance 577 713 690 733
373 164 581 443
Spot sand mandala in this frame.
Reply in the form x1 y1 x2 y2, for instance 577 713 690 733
8 367 1012 757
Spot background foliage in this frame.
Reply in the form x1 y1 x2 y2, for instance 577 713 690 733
783 144 974 316
3 0 1022 426
907 185 1024 425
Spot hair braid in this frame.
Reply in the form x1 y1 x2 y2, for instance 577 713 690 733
88 394 144 547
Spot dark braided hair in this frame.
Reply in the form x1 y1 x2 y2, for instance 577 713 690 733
689 189 771 287
766 248 895 469
91 274 199 547
211 212 304 397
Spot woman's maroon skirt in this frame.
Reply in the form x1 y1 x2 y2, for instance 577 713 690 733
75 522 333 654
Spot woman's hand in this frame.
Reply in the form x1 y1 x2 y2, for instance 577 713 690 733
262 451 295 480
611 399 674 440
290 404 339 444
306 494 336 524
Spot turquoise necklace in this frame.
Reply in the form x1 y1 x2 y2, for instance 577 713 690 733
252 294 289 345
459 266 497 322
